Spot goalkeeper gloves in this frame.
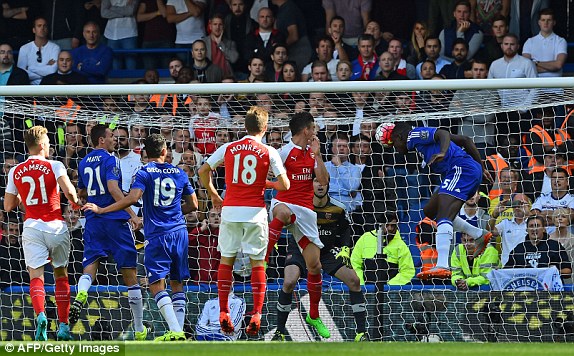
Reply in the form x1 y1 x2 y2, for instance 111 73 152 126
336 246 352 268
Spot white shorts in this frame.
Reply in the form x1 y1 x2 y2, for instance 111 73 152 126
218 220 269 260
270 199 324 250
21 227 70 269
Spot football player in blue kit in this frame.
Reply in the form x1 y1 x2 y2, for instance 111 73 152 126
387 122 493 280
83 134 198 341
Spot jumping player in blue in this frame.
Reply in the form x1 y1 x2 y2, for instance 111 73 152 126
72 124 146 339
388 122 493 280
83 134 198 341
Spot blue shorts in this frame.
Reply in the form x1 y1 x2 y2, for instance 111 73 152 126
438 159 482 201
144 228 190 284
83 218 137 269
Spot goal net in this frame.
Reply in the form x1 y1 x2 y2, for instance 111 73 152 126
1 79 574 342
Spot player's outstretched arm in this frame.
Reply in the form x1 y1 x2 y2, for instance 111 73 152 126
83 188 143 215
267 173 290 191
57 175 81 208
107 179 139 220
450 133 494 183
182 193 199 214
3 192 20 212
198 162 223 209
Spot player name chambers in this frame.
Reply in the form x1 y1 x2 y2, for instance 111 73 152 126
2 343 122 355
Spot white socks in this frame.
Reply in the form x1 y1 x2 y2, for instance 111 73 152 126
172 292 186 329
154 291 182 332
77 274 93 293
453 216 483 239
128 285 145 332
436 220 454 268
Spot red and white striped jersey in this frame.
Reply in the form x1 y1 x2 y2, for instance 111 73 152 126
275 140 317 210
6 156 67 224
207 135 285 222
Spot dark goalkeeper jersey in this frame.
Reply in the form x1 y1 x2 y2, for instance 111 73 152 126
314 196 351 251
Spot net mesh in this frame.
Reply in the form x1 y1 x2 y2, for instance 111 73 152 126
1 82 574 342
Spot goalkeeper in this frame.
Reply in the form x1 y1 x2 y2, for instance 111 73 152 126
272 178 367 342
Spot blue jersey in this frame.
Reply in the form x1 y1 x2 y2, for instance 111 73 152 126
131 161 195 239
406 127 472 175
78 148 129 220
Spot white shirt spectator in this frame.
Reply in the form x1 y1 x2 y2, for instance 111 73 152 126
101 0 138 40
531 192 574 234
195 293 245 341
495 217 527 265
302 58 339 81
415 57 451 79
167 0 207 44
523 32 567 78
488 55 538 108
119 150 142 193
17 41 60 85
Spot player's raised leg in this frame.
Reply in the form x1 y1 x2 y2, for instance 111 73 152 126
69 263 97 324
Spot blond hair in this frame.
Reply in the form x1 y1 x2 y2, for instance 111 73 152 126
245 106 269 135
553 208 572 220
24 126 48 150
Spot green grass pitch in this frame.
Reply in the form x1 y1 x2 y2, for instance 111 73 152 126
2 342 574 356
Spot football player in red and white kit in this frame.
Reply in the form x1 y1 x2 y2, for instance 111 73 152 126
198 107 290 337
265 111 331 338
3 126 81 341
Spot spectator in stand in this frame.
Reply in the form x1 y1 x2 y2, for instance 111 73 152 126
509 0 550 45
202 13 239 78
388 39 416 80
244 7 285 70
239 56 265 83
265 43 288 82
439 0 484 61
38 0 84 50
323 0 371 47
83 0 106 33
101 0 138 70
531 168 574 233
505 214 571 279
364 20 389 55
406 21 429 66
137 0 176 70
17 17 60 85
327 16 356 62
549 208 574 279
335 60 352 81
279 60 300 82
487 33 537 134
71 21 113 84
488 167 519 225
415 37 451 79
168 57 183 82
375 52 408 81
1 1 40 50
439 38 472 79
479 14 508 65
190 39 223 83
58 122 88 170
470 0 509 36
40 51 90 85
224 0 256 77
350 34 379 81
449 59 497 156
451 232 499 290
189 95 220 155
0 217 28 289
63 203 84 284
302 36 338 82
113 125 142 193
490 193 530 266
370 0 415 42
188 207 221 283
129 123 147 150
0 43 30 84
272 0 313 72
144 68 159 84
166 0 207 49
522 8 567 97
428 0 457 37
326 132 363 212
419 60 437 80
309 60 330 82
171 128 192 165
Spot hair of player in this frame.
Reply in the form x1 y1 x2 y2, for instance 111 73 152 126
24 126 48 150
245 106 269 135
289 111 315 135
90 124 109 147
391 121 413 141
144 134 167 159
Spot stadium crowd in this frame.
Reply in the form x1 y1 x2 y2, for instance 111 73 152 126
0 0 574 341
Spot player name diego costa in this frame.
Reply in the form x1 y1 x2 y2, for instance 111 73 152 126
146 167 181 174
